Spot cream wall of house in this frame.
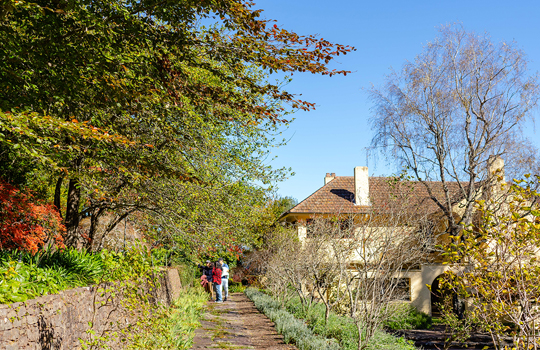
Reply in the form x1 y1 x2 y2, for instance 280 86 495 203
403 264 448 314
281 158 510 316
298 225 307 241
295 223 448 315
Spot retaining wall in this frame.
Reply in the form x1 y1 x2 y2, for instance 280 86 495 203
0 267 182 350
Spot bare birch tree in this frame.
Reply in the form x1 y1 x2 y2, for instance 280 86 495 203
370 24 540 236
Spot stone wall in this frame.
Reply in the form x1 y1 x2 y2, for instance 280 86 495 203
0 268 181 350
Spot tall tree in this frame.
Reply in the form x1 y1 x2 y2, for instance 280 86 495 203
370 25 540 235
0 0 354 247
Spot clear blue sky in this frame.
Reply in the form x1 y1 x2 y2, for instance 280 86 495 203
256 0 540 201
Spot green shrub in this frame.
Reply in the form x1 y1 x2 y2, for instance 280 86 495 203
384 303 432 330
176 262 199 288
368 331 419 350
1 261 64 303
228 281 246 293
283 297 358 349
256 294 418 350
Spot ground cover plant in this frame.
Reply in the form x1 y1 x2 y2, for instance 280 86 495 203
383 304 432 331
245 288 418 350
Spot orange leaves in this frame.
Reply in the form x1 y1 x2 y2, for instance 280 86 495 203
181 0 355 119
0 180 65 254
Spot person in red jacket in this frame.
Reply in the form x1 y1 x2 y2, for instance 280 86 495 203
212 262 223 302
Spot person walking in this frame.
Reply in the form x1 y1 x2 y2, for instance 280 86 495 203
212 261 223 303
198 260 214 299
218 258 229 301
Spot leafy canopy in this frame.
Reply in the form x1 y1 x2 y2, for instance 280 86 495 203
0 0 354 251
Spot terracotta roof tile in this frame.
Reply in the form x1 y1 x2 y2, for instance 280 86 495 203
285 176 464 215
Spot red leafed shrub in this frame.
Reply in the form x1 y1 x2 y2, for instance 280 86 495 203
0 180 65 254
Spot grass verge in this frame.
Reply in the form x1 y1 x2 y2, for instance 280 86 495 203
139 286 208 349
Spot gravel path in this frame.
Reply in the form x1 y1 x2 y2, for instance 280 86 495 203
191 292 297 350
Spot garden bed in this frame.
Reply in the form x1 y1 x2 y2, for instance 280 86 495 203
245 288 418 350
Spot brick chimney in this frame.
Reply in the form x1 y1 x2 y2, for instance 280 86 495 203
324 173 336 185
354 166 370 206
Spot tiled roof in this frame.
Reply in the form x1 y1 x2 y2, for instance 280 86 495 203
284 176 464 215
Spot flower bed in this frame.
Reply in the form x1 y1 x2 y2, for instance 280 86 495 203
245 288 340 350
245 288 417 350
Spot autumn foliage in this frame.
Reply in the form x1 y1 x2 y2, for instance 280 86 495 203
0 0 354 249
0 180 65 254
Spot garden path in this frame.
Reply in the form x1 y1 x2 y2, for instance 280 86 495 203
191 292 297 350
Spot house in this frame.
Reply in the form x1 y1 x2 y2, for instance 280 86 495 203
279 162 505 315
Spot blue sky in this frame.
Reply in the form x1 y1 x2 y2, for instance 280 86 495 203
256 0 540 201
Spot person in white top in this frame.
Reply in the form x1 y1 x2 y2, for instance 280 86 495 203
218 258 229 301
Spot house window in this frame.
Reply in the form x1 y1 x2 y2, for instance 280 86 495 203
305 217 354 239
395 278 411 301
356 278 411 301
374 278 411 301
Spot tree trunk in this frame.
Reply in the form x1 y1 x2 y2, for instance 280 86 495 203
356 321 367 350
86 208 104 251
325 303 330 324
64 178 81 247
54 177 63 218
